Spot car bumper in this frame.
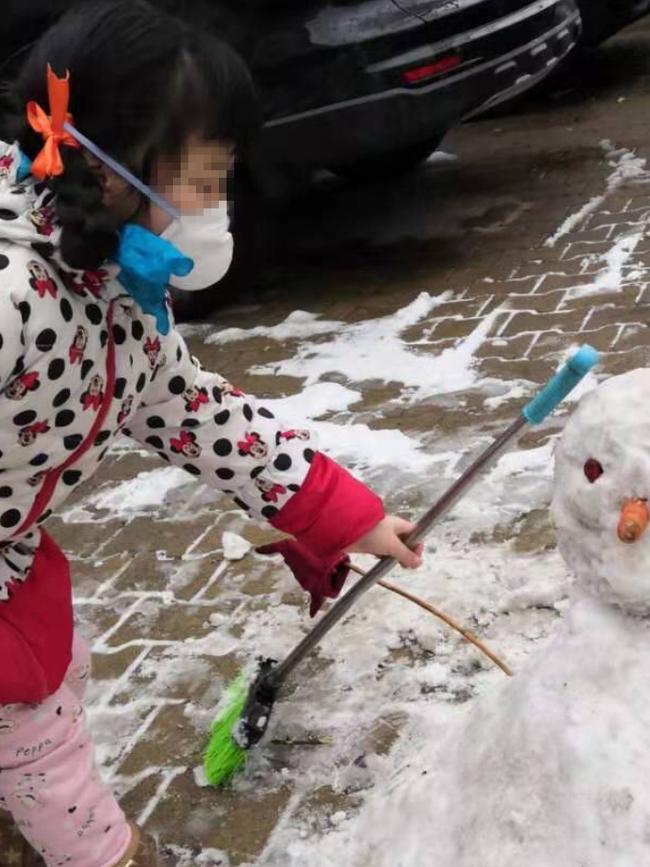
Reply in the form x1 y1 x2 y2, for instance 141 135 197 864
260 0 580 170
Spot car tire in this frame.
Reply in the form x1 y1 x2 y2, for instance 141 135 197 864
568 0 650 46
576 0 618 45
331 139 443 182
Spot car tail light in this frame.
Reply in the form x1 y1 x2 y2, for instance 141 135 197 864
402 55 461 84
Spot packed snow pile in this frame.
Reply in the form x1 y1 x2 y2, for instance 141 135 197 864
222 531 252 561
276 370 650 867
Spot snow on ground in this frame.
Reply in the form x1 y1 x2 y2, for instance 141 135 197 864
71 284 571 859
62 466 192 522
202 291 516 479
209 290 503 402
274 370 650 867
545 194 606 248
73 297 567 861
205 310 343 345
57 138 650 864
566 231 643 299
261 382 441 475
545 140 648 247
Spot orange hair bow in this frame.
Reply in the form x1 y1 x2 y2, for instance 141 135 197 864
26 64 80 181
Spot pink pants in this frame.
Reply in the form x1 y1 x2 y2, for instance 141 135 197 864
0 634 131 867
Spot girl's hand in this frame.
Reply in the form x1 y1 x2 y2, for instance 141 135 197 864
346 515 423 569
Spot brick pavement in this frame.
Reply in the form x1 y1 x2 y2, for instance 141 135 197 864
76 165 650 861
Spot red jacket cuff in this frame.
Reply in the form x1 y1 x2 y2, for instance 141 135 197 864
257 540 351 617
270 452 384 556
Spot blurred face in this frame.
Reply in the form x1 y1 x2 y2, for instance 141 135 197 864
147 134 235 233
89 134 234 233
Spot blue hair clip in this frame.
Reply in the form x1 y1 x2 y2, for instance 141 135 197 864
17 151 33 183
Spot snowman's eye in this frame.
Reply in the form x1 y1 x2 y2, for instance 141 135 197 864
584 459 604 483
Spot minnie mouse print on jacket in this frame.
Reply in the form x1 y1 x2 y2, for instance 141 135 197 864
0 141 384 609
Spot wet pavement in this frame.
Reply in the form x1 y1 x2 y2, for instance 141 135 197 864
4 17 650 867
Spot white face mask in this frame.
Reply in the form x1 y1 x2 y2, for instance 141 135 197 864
161 201 234 292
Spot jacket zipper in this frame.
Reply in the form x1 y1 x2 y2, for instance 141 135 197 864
16 301 117 536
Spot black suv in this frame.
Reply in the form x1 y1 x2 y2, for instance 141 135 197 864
5 0 581 188
233 0 582 189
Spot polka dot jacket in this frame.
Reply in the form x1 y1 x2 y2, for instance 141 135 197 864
0 142 384 606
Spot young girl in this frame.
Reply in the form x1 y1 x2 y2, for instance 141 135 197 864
0 2 423 865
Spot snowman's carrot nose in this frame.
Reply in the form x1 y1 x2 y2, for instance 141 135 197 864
618 499 650 544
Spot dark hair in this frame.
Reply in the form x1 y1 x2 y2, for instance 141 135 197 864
0 0 259 270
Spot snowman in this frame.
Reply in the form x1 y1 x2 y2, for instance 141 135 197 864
312 369 650 867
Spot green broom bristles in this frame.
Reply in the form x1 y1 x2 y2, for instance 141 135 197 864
204 672 250 786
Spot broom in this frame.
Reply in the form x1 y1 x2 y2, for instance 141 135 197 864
204 345 599 785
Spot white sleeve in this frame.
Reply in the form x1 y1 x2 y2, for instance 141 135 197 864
125 326 319 522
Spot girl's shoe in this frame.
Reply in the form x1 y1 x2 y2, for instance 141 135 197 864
0 810 24 866
114 823 160 867
20 840 45 867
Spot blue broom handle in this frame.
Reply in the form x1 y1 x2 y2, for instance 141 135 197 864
405 344 599 547
522 345 599 425
272 345 600 684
